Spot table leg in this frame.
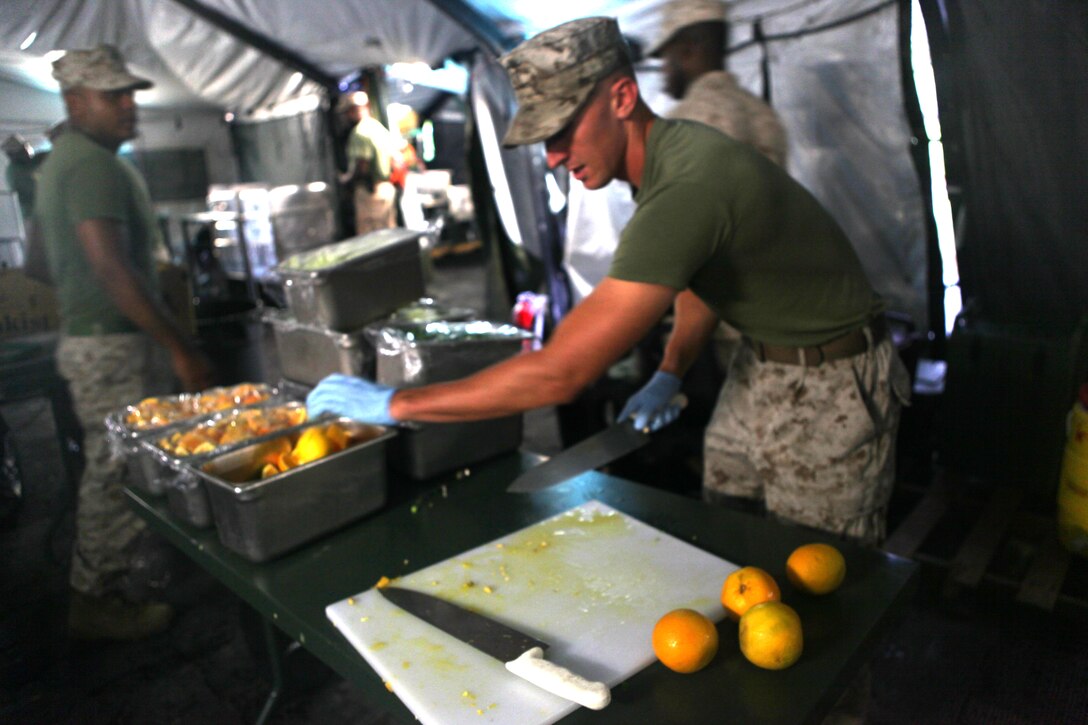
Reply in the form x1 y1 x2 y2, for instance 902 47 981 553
255 615 284 725
251 609 304 722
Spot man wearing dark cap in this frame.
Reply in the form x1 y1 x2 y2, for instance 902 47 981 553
307 18 909 546
36 44 213 639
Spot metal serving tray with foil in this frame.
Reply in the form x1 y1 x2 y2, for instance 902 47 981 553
106 383 278 461
368 320 532 388
389 415 524 480
128 400 308 510
275 228 426 332
264 310 375 386
196 418 396 562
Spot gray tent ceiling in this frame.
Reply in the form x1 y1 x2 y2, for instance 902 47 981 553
0 0 660 113
0 0 846 113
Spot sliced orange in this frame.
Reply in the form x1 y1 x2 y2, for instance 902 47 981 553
292 427 332 465
324 423 350 452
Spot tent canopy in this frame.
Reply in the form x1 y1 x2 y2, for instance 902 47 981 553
0 0 672 114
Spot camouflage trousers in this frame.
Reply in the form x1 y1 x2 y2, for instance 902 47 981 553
354 181 398 236
57 333 172 596
703 333 911 546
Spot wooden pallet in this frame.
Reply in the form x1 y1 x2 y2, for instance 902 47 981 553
883 470 1080 613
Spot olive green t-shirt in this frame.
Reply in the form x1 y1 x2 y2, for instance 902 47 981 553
610 119 881 347
34 130 161 336
346 115 396 182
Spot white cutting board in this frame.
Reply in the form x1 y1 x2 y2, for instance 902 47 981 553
326 500 739 725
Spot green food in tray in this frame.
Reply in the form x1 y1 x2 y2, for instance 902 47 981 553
278 229 417 271
388 321 530 343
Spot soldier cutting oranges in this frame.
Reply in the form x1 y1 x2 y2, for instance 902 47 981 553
309 16 910 547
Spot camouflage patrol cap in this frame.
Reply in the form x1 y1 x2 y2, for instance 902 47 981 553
52 44 153 93
648 0 728 57
499 17 632 147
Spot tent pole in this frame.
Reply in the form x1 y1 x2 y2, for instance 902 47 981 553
166 0 339 91
427 0 514 55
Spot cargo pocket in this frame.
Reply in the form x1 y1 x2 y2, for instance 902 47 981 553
807 364 882 466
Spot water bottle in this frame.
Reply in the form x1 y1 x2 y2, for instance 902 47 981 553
1057 383 1088 556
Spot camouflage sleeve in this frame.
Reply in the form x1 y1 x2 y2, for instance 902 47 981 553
668 75 789 167
746 101 788 167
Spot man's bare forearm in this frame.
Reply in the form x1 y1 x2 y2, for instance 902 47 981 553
76 219 195 354
659 289 719 377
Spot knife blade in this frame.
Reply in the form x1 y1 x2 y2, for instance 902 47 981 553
508 394 687 493
378 586 611 710
508 420 648 493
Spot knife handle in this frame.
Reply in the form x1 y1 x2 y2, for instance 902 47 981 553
505 647 611 710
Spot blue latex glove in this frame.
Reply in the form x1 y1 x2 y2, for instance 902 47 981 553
618 371 683 432
305 373 397 426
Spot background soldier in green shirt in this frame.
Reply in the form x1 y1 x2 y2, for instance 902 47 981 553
308 18 909 546
36 45 213 640
339 91 403 235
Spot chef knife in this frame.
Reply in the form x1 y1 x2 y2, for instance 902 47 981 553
508 394 687 493
378 586 611 710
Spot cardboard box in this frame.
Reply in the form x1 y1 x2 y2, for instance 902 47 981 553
0 269 59 340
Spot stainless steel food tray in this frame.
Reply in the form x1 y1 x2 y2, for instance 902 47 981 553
276 228 426 331
263 310 374 386
127 400 308 503
106 382 278 460
389 415 523 480
196 418 396 562
368 320 532 388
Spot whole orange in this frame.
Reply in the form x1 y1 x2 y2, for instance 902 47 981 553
721 566 781 620
738 601 803 670
651 608 719 674
786 543 846 595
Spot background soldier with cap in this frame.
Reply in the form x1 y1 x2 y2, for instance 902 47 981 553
651 0 787 166
338 90 405 235
36 44 213 639
307 17 909 546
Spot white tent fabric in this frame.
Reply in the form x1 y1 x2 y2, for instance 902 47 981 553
0 0 485 113
734 0 929 327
